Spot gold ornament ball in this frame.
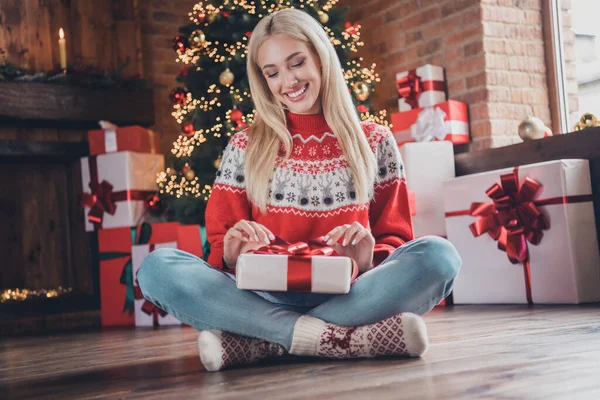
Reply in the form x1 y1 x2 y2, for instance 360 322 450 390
352 81 370 101
190 29 206 46
318 11 329 24
185 169 196 180
219 68 235 86
214 157 221 169
207 13 216 23
574 112 600 131
518 116 547 141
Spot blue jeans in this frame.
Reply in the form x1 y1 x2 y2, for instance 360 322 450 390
137 236 461 351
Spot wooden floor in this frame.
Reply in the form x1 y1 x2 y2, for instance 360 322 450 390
2 305 600 399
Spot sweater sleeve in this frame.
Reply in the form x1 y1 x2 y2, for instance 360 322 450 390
369 125 414 267
205 131 252 270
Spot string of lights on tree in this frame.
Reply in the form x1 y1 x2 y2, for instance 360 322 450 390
157 0 391 224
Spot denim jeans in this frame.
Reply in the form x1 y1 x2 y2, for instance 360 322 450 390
137 236 461 351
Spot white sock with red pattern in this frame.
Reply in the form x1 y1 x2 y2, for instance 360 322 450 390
289 312 428 359
197 330 286 372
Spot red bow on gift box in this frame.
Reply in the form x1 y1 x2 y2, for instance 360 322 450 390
248 236 359 292
80 156 156 229
397 72 422 109
396 70 446 109
446 166 593 304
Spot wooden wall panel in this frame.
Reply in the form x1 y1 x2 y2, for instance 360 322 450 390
0 0 142 75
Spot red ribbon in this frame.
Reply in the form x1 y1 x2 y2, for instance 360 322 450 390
445 167 593 304
396 70 445 109
80 156 156 229
134 244 169 325
248 236 359 292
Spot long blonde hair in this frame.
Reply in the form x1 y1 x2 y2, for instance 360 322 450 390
246 8 377 214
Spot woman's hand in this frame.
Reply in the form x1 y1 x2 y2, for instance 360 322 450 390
323 222 375 272
223 220 275 268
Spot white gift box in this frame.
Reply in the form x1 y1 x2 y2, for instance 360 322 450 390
132 242 182 327
80 151 165 231
443 159 600 304
399 141 455 237
236 254 356 294
396 64 446 112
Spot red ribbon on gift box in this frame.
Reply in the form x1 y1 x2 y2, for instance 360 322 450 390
445 166 593 304
133 244 171 326
80 156 156 229
248 236 359 292
396 70 446 109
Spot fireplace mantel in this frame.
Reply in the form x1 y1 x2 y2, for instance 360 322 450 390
0 82 155 128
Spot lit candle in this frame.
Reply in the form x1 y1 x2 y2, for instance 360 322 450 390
58 28 67 71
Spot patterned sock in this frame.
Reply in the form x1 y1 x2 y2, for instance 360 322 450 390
197 330 286 372
289 312 428 359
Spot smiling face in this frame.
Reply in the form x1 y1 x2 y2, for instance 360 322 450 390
257 34 322 115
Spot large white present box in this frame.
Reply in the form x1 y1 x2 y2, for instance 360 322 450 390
236 254 357 294
132 242 182 327
80 151 164 231
443 159 600 304
399 141 455 237
396 64 446 112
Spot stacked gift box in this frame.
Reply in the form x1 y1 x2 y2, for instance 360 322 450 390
81 126 205 326
391 64 471 306
442 159 600 304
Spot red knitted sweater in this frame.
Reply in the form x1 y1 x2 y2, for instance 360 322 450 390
205 111 414 272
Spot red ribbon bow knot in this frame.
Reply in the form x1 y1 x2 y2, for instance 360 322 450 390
468 170 548 265
396 71 422 109
81 179 118 226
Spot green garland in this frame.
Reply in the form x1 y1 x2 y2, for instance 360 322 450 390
0 49 145 89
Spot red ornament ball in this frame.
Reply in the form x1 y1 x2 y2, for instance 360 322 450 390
245 31 252 38
230 109 243 122
171 35 190 52
169 87 188 105
197 11 206 24
182 121 195 136
357 104 368 113
179 65 189 77
222 11 231 17
145 194 164 215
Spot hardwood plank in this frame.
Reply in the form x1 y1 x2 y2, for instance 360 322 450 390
1 306 599 399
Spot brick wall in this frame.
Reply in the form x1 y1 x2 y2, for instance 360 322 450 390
140 0 558 153
340 0 555 150
139 0 197 157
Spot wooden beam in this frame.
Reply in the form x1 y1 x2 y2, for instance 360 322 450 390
0 82 155 127
0 140 88 161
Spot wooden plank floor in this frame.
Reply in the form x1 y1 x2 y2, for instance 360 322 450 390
2 305 600 399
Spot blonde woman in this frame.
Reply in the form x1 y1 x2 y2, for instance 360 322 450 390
138 9 461 372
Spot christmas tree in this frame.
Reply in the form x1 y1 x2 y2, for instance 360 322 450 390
158 0 390 225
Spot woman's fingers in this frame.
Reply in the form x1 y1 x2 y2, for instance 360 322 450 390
350 230 368 246
323 223 369 246
343 222 364 246
227 227 249 242
236 220 260 242
248 221 274 245
323 224 350 246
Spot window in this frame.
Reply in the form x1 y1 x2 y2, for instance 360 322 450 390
549 0 600 133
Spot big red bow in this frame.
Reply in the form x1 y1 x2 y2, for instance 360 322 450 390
468 169 548 265
81 180 118 227
250 236 335 257
467 169 549 304
248 236 358 292
397 72 422 109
